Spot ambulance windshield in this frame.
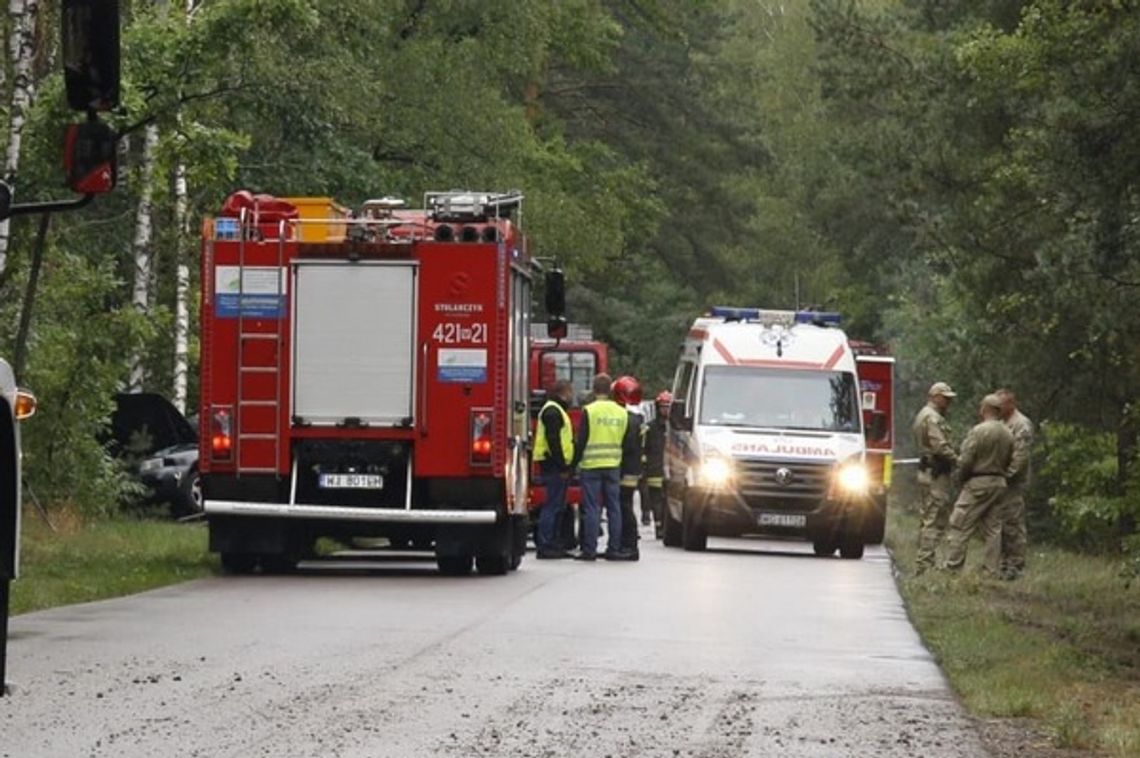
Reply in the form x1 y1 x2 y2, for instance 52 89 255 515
699 366 860 432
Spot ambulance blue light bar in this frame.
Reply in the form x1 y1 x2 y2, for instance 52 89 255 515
709 306 842 325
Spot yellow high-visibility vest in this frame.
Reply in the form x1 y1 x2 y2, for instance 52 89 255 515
579 399 627 470
533 400 573 463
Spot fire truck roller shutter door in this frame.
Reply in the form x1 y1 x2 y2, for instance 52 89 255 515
293 262 417 426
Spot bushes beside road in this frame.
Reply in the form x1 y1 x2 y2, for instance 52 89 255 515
887 506 1140 757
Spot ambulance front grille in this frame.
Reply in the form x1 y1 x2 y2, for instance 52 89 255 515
736 458 831 505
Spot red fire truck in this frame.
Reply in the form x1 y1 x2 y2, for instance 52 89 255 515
851 342 895 544
526 324 608 513
199 190 562 576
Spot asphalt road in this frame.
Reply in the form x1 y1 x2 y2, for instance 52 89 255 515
1 531 988 757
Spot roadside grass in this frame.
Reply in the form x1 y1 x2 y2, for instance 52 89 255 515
11 507 215 615
886 503 1140 756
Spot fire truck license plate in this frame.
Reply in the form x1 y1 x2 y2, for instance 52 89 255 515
757 512 807 528
319 474 384 490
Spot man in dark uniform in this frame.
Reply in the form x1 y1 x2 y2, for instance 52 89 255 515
612 375 644 561
644 391 671 539
534 380 575 559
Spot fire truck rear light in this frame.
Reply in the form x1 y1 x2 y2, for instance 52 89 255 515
211 406 234 461
471 410 493 465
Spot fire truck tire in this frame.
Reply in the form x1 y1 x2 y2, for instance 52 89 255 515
220 552 257 574
662 506 683 547
260 554 298 574
510 515 528 570
475 553 510 576
437 554 473 576
839 539 865 560
681 505 707 552
813 541 837 557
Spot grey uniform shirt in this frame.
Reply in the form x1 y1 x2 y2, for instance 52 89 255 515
1005 409 1034 487
955 419 1014 486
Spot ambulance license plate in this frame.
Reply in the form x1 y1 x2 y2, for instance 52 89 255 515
757 512 807 528
319 473 384 490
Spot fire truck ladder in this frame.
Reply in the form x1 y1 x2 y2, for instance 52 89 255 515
234 214 286 477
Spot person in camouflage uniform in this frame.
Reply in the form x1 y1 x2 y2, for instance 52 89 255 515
996 388 1034 580
942 394 1014 575
912 381 958 573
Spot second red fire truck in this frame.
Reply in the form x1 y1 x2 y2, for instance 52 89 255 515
199 190 563 575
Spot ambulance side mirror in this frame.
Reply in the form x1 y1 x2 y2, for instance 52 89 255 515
669 399 691 431
62 0 121 112
865 410 888 442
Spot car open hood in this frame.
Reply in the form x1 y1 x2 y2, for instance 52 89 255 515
105 393 197 459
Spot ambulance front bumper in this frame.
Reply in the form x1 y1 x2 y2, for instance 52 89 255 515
204 500 498 524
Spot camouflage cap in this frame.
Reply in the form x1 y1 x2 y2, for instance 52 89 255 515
928 381 957 398
981 393 1003 410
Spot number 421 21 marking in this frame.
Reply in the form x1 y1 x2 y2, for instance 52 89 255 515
432 322 488 344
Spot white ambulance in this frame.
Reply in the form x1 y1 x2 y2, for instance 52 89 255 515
663 308 884 559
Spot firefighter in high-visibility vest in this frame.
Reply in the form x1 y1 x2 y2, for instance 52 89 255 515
572 373 629 561
644 390 671 539
533 379 575 559
612 375 645 561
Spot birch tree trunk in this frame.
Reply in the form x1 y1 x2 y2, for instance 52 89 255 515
0 0 40 277
172 157 191 414
128 123 160 393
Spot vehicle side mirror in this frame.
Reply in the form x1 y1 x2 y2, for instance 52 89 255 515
544 267 566 340
64 120 117 194
62 0 121 112
670 399 692 431
865 410 888 442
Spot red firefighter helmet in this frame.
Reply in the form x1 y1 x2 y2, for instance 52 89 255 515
655 390 673 406
611 375 642 406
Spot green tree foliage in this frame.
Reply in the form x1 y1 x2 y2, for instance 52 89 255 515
4 0 1139 546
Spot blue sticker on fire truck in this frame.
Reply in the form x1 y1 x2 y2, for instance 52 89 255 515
214 266 287 319
437 348 488 383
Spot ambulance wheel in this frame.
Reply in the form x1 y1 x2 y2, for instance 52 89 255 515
813 541 837 557
475 553 510 576
437 554 473 576
220 552 257 574
681 506 707 552
839 540 865 560
662 506 683 547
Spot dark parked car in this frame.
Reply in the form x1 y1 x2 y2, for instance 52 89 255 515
106 393 200 517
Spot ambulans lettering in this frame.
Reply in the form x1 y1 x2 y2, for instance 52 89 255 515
730 442 834 457
432 322 488 345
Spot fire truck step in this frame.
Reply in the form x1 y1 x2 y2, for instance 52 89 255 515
238 433 277 440
239 366 278 374
234 467 279 475
238 400 278 407
239 333 279 341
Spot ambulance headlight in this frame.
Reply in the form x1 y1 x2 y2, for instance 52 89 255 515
835 461 870 495
698 456 734 489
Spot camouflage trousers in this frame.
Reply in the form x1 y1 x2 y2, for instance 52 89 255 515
915 471 953 571
999 484 1028 577
943 476 1007 575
